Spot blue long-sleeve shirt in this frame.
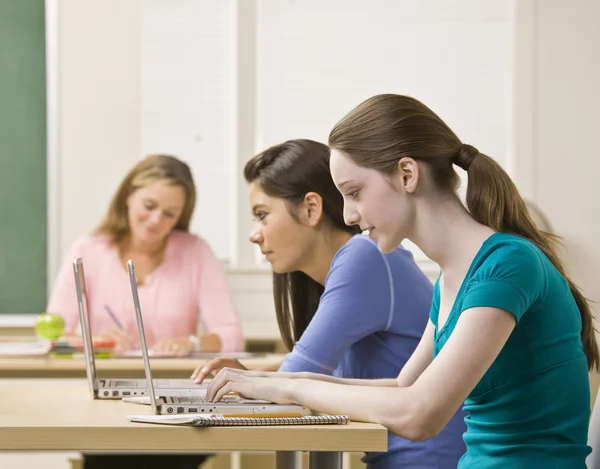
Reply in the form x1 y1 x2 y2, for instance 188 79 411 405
280 234 466 469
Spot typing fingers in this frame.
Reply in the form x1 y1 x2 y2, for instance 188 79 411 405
206 368 246 402
191 358 246 384
211 373 253 403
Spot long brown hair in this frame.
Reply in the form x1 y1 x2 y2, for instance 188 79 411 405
244 139 361 351
329 94 599 371
96 154 196 243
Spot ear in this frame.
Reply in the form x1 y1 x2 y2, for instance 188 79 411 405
393 157 420 194
300 192 324 228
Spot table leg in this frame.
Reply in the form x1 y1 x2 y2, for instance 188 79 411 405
309 451 342 469
275 451 301 469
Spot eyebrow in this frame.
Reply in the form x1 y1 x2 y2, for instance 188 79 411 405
143 198 182 212
337 180 355 188
251 204 268 212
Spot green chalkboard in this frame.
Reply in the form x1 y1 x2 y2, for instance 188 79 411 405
0 0 47 314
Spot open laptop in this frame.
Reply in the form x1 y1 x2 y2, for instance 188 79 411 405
73 258 207 399
127 259 311 417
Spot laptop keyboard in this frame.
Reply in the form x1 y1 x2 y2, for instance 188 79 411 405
108 380 145 388
167 395 207 404
105 379 197 388
165 394 243 404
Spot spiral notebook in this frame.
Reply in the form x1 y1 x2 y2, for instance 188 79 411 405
127 413 349 427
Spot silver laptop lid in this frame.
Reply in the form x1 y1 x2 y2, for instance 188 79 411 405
126 259 160 413
72 258 99 397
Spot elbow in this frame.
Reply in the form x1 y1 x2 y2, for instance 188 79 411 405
381 396 443 442
234 327 245 352
402 422 441 442
384 416 440 442
219 328 245 353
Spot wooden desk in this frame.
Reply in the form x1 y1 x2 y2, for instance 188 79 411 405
0 379 387 469
0 354 285 379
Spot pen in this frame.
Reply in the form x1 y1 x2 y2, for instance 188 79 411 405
104 304 124 330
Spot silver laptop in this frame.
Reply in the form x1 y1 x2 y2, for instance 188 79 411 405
73 258 207 399
127 259 311 417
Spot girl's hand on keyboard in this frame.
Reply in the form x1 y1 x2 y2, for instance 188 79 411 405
206 368 295 405
191 357 247 384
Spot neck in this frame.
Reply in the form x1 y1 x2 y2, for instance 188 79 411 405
407 196 495 273
300 228 354 286
121 235 167 259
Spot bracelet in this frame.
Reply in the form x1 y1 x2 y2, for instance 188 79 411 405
188 335 201 353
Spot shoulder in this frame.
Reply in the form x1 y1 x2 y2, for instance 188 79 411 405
473 233 547 282
462 234 550 320
168 230 205 249
331 234 423 274
166 230 218 259
330 234 385 270
326 234 398 291
68 234 115 256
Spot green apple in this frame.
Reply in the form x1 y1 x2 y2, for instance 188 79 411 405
35 312 66 340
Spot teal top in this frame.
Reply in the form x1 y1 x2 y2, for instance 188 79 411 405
431 233 591 469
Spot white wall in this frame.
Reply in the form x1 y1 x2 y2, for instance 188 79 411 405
57 0 141 258
140 0 236 260
532 0 600 320
511 0 600 320
512 0 600 402
53 0 516 340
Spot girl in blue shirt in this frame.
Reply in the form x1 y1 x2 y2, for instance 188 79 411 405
205 95 599 469
193 139 466 468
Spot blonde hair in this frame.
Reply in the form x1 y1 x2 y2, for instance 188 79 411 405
329 94 599 371
96 154 196 243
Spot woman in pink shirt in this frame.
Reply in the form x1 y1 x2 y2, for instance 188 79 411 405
47 154 244 356
48 154 242 468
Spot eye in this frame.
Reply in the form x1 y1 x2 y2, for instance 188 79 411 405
164 211 177 219
253 211 267 221
144 201 156 210
347 190 359 200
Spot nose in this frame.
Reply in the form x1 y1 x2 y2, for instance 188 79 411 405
343 202 361 227
248 224 263 244
148 210 163 225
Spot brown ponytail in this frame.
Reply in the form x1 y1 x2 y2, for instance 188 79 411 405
329 94 599 371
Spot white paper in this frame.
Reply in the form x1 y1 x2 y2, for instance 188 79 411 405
0 340 52 357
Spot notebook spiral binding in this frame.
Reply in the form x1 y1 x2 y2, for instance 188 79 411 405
193 415 349 427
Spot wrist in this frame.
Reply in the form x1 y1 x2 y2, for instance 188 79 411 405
188 335 201 353
283 378 302 404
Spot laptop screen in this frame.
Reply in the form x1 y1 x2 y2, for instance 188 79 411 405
126 259 160 413
72 258 99 397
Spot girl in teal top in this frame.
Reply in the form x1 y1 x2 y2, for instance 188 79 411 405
431 232 591 467
203 94 599 469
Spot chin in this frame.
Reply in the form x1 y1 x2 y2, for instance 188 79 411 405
270 261 295 275
271 264 288 275
377 236 403 254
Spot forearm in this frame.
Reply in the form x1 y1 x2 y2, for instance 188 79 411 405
286 379 427 441
261 360 283 372
206 323 244 352
198 333 221 353
304 373 398 387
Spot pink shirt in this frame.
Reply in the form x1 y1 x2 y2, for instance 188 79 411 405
47 231 244 352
